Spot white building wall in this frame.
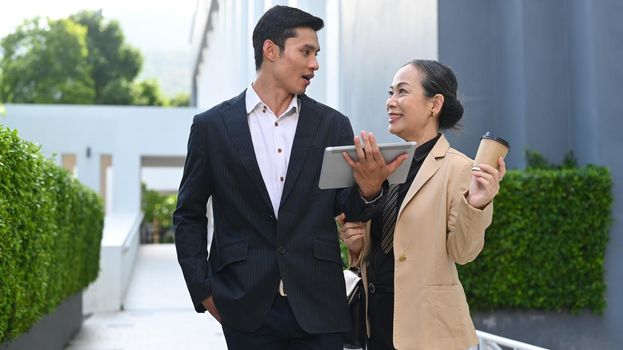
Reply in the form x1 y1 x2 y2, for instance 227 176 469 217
338 0 438 141
191 0 438 122
3 105 199 214
191 0 353 111
2 105 201 312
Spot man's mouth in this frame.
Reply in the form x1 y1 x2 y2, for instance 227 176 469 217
302 74 314 84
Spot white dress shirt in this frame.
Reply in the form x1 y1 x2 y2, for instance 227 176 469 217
245 84 300 218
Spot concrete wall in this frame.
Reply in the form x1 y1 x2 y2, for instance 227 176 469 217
438 0 623 348
338 0 438 140
82 213 143 313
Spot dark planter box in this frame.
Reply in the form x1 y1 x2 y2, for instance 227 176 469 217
1 292 82 350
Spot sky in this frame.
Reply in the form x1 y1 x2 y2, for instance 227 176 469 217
0 0 198 51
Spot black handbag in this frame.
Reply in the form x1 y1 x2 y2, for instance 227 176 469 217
343 267 366 349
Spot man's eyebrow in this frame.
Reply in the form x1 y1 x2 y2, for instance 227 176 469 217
302 44 320 52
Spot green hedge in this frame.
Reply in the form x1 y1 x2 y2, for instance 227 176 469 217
458 165 612 313
0 126 104 343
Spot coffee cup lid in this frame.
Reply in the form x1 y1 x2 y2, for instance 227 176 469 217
481 131 510 150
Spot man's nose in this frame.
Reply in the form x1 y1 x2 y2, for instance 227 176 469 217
309 56 319 70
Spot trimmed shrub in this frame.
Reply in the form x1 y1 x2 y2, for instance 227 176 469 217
141 184 176 243
338 158 612 313
459 165 612 313
0 126 104 342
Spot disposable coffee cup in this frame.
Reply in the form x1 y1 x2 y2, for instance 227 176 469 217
473 132 510 171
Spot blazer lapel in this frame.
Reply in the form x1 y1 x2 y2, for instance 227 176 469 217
221 90 273 213
279 95 323 208
397 134 450 219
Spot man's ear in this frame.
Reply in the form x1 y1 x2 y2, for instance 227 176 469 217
263 39 279 63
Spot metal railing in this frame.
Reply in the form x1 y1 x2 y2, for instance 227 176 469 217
473 330 550 350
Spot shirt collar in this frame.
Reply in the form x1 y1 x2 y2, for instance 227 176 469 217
414 133 441 162
245 84 263 114
245 83 299 116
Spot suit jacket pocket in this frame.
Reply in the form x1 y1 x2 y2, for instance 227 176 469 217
313 238 343 265
215 239 249 272
423 284 470 339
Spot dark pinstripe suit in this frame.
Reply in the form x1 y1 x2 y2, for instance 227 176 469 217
174 91 379 334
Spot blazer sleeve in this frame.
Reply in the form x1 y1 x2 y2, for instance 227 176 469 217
446 161 494 265
173 114 214 313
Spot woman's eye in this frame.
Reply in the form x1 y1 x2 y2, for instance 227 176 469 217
387 90 393 97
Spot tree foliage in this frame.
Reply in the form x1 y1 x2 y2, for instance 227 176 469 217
169 92 190 107
132 79 167 106
0 18 95 104
0 11 186 106
69 10 143 104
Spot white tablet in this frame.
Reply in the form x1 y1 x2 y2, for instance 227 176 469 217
318 142 417 189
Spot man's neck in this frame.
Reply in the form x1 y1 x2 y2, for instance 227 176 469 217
252 75 295 117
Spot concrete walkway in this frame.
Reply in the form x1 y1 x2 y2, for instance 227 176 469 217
66 244 227 350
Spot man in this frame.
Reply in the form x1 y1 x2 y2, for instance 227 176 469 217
174 6 404 350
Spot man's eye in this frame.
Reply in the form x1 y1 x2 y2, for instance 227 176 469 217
387 90 393 97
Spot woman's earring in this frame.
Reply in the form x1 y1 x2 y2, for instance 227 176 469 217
430 110 434 117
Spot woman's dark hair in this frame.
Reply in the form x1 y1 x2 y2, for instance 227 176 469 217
252 6 324 71
406 60 463 129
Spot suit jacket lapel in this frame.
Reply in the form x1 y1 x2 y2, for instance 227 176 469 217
221 90 273 213
397 134 450 219
279 95 323 209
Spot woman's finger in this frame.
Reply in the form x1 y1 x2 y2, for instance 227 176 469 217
498 157 507 180
342 227 365 239
473 168 497 185
360 131 374 163
475 176 499 197
354 135 365 163
335 213 346 225
475 163 500 183
342 151 357 168
367 132 382 164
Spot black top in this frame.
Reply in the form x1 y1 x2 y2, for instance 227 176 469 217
367 134 441 288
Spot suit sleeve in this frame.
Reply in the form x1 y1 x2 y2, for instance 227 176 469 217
333 116 385 222
173 115 214 313
446 161 494 265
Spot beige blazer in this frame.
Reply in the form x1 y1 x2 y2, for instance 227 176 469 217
351 134 493 350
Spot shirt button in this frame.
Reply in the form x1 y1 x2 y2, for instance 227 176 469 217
274 122 279 127
280 176 284 182
278 247 286 255
262 107 267 113
277 148 282 153
398 255 407 262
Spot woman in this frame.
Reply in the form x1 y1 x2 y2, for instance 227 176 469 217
338 60 506 350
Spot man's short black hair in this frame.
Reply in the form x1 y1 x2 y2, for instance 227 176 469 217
252 5 324 71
